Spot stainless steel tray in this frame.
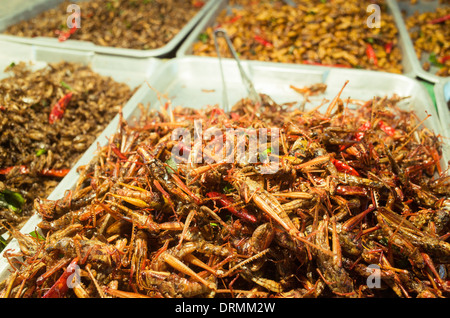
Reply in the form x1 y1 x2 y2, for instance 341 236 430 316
435 79 450 139
0 0 216 58
0 55 447 283
177 0 417 77
389 0 450 83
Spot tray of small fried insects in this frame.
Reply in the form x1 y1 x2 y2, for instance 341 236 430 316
0 56 448 298
178 0 419 76
434 78 450 139
390 0 450 83
0 0 215 58
0 41 161 249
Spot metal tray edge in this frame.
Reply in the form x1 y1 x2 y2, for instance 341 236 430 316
434 79 450 140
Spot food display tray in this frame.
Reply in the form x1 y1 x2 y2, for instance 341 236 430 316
177 0 419 78
435 79 450 140
0 0 216 58
0 40 162 281
389 0 450 83
0 55 447 283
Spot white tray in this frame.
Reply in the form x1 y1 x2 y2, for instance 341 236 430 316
435 79 450 140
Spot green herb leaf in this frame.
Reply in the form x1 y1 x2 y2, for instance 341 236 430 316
223 184 233 193
29 230 45 241
429 53 444 67
198 32 209 43
106 2 114 11
165 157 177 174
259 147 272 163
36 148 47 157
0 235 6 252
8 62 16 68
0 236 6 252
60 81 72 91
0 189 25 214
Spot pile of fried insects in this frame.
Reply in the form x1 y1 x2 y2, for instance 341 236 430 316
0 61 134 231
0 81 449 298
193 0 402 73
4 0 205 50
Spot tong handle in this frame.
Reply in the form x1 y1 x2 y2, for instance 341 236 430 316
213 28 261 111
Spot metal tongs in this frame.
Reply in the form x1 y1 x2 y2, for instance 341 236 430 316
282 0 297 7
213 28 261 112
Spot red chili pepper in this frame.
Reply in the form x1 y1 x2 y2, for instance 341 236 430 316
331 158 360 176
0 165 70 177
354 121 371 141
384 42 393 54
206 192 257 223
428 14 450 24
378 120 395 136
228 15 242 24
42 258 79 298
192 0 205 8
0 106 5 111
55 24 78 42
439 55 450 63
49 92 73 124
0 165 29 175
216 15 242 28
40 168 71 178
366 44 378 66
254 35 273 48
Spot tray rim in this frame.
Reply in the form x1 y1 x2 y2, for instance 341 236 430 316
434 78 450 140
